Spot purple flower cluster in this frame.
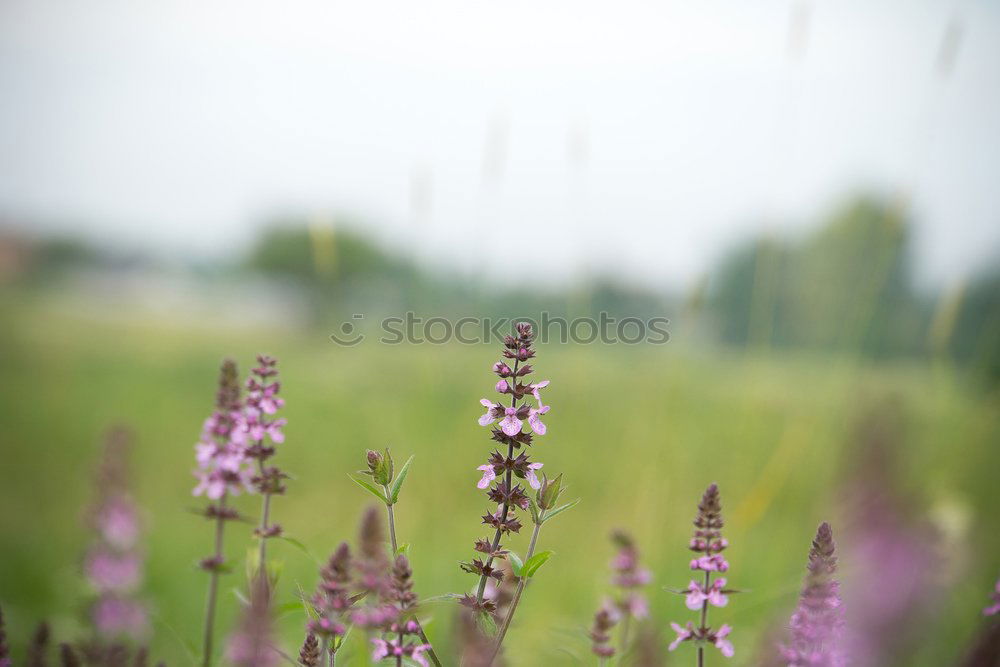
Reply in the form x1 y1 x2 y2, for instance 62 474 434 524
610 531 652 620
589 600 621 660
308 543 353 644
85 428 148 641
193 359 252 500
243 356 288 555
462 323 550 615
779 522 845 667
371 556 433 667
192 355 287 505
587 531 651 660
669 484 735 659
302 507 436 665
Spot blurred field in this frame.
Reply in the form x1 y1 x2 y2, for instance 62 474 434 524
1 292 998 665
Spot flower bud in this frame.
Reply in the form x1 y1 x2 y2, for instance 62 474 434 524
537 473 564 510
365 448 394 486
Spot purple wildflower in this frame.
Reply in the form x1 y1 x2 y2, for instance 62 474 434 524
589 600 621 660
668 484 736 660
464 323 551 613
298 634 320 667
610 531 652 621
226 575 277 667
778 522 845 667
193 359 252 500
456 609 502 667
370 556 432 666
85 428 148 642
983 578 1000 617
353 506 391 602
242 355 289 570
586 531 650 660
306 543 353 661
195 360 246 667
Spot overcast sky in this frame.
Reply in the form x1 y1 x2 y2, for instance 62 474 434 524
1 0 997 289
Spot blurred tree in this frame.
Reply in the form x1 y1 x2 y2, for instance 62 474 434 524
708 196 926 357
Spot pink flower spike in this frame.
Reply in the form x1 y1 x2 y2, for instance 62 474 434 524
476 464 496 489
713 624 734 657
527 404 549 435
499 407 522 436
478 399 498 426
524 462 544 489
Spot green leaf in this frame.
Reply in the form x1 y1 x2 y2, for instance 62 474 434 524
395 542 411 556
350 475 389 504
541 498 581 524
295 582 320 620
277 535 320 564
522 550 554 577
507 551 524 577
389 454 415 504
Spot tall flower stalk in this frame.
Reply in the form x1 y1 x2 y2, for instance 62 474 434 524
586 530 650 663
778 522 845 667
226 574 277 667
237 355 288 579
193 359 249 667
462 322 551 616
351 449 441 667
489 473 577 664
608 531 651 656
306 543 353 665
668 484 736 664
85 428 148 647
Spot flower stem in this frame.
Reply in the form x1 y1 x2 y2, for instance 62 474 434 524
202 494 228 667
381 486 443 667
618 613 631 663
697 570 710 667
257 457 273 579
488 512 544 665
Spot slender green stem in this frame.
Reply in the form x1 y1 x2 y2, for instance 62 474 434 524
488 511 544 665
256 456 273 579
381 487 442 667
201 494 228 667
618 613 632 664
383 487 398 553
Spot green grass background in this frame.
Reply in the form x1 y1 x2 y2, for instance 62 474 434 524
1 293 997 665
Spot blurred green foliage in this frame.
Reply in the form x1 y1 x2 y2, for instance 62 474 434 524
0 294 997 665
708 197 927 357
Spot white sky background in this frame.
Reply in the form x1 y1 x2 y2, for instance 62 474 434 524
0 0 998 290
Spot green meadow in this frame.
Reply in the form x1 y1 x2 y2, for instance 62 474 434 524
1 295 997 665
